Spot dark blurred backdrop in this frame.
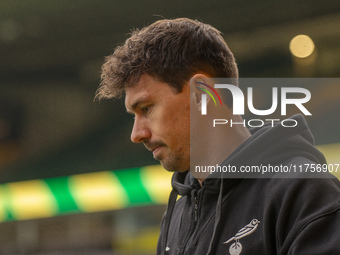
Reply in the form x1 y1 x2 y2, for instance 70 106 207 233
1 0 340 182
0 1 339 254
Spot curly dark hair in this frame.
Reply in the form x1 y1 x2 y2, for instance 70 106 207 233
96 18 238 104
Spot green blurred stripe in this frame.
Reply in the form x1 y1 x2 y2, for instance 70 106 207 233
2 184 17 221
114 168 152 205
45 177 79 213
0 185 13 221
0 166 165 222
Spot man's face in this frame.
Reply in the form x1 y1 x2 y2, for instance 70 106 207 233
125 74 190 172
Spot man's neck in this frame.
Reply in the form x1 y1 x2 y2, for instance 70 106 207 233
195 115 251 183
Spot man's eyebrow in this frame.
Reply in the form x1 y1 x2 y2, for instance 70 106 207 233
126 95 150 114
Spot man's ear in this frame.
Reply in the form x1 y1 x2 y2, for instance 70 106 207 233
190 74 214 112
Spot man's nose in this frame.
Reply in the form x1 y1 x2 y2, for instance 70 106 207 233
130 117 151 143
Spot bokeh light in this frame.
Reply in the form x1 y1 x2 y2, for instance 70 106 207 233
289 34 315 58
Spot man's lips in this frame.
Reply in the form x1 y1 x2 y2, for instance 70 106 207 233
152 146 162 155
144 143 165 158
145 142 164 152
151 146 160 152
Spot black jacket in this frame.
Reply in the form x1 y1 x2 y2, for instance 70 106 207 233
157 115 340 254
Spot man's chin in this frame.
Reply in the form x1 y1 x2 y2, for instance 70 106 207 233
160 160 189 173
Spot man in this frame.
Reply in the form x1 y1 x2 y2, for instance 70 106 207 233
96 18 340 254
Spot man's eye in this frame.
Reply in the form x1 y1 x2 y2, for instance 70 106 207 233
141 106 150 113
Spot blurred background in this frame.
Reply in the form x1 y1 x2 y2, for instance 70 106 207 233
0 0 340 254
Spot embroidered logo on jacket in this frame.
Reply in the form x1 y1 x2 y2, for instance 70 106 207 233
223 219 260 255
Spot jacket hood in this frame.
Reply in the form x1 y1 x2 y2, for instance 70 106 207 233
171 114 326 194
161 114 327 255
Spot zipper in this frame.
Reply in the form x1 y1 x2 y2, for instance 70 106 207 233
179 190 200 254
179 180 243 254
191 180 243 245
194 196 198 222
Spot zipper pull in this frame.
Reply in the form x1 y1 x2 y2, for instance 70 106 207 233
194 196 198 222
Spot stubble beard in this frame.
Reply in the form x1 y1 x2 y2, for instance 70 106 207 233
159 149 189 173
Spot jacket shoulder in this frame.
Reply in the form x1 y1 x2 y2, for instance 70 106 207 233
268 177 340 253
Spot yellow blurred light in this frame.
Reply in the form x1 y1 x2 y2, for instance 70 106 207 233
68 171 129 212
6 180 58 220
289 35 315 58
140 165 173 204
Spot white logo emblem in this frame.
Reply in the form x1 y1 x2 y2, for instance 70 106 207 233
223 219 260 255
